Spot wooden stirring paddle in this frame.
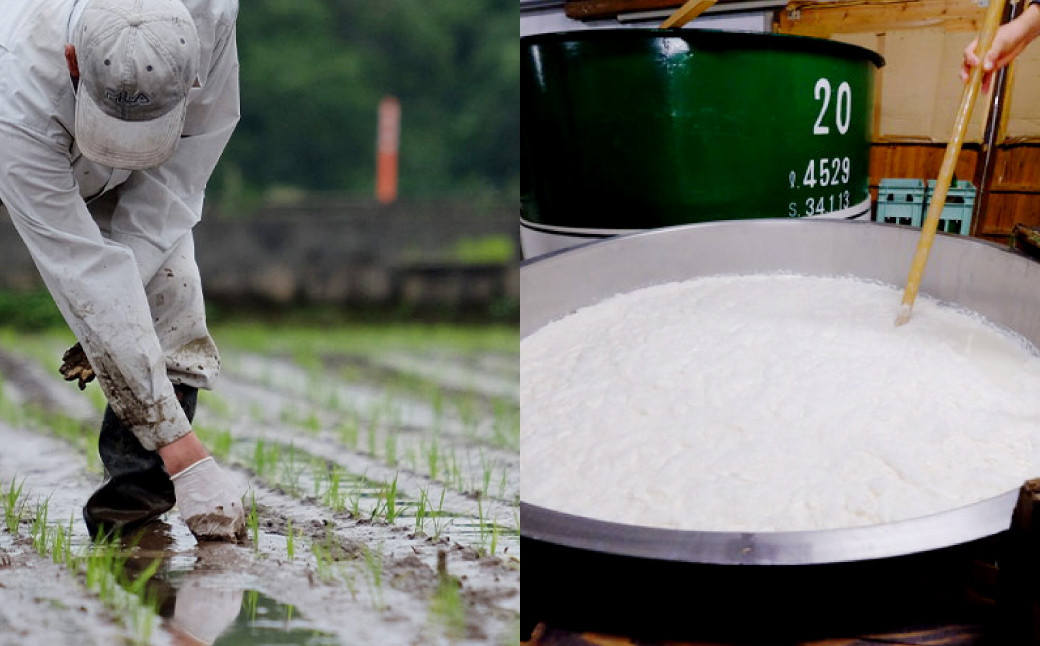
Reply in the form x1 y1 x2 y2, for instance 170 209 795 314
659 0 718 28
895 0 1007 326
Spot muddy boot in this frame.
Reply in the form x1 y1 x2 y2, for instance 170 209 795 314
83 386 198 538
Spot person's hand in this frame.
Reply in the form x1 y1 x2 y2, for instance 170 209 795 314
961 4 1040 93
59 342 95 390
170 457 246 541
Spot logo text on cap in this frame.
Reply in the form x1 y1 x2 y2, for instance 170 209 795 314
104 89 152 107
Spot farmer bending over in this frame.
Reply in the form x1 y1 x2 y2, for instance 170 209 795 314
0 0 244 540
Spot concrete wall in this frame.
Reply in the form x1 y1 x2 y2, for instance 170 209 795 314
0 199 519 312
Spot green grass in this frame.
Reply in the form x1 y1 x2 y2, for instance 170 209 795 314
451 234 516 265
0 290 66 329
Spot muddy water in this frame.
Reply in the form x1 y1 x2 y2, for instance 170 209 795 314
0 332 520 646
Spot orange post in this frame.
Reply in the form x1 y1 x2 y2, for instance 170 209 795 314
376 96 401 204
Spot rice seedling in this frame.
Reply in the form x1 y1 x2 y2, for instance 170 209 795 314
252 439 281 478
348 482 362 518
384 431 398 466
49 514 67 565
430 488 450 541
456 394 481 439
323 387 342 412
303 410 322 434
498 470 509 500
338 413 359 449
286 517 295 561
491 398 520 451
311 540 335 583
30 497 49 555
311 457 328 497
247 493 259 549
430 387 445 433
480 451 494 497
425 436 441 481
281 441 302 497
342 568 359 601
244 588 259 621
447 450 463 491
362 545 385 610
59 512 76 569
82 533 163 645
414 487 430 536
384 473 399 524
3 476 27 534
323 466 346 512
429 574 466 640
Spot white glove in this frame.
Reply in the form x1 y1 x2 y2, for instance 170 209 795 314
171 457 246 541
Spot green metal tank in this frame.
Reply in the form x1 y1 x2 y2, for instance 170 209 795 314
521 29 885 258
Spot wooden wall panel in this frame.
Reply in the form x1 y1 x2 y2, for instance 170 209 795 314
868 143 978 187
991 144 1040 188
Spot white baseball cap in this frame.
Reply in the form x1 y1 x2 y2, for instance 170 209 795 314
72 0 200 170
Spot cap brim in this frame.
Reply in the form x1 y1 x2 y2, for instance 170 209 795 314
75 87 185 170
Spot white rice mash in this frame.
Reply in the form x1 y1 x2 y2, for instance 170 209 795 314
521 274 1040 531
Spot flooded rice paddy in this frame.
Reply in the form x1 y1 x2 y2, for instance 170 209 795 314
0 322 519 645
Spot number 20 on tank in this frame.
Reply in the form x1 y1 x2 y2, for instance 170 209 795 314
787 78 854 217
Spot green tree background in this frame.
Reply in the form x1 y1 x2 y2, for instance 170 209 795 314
213 0 518 207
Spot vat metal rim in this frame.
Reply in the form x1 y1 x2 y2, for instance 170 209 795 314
520 491 1018 565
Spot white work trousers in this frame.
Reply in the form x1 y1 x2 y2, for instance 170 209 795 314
3 191 220 450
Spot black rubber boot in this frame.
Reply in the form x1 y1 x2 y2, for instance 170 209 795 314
83 385 198 538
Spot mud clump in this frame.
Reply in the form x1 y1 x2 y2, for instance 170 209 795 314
185 512 246 542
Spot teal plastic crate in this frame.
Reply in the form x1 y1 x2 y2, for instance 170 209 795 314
876 178 925 226
923 179 975 235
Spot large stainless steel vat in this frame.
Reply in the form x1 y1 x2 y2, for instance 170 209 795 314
522 218 1039 565
522 219 1031 639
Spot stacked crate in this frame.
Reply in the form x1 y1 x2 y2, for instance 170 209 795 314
875 178 975 235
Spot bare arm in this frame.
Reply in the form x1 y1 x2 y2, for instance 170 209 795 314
961 2 1040 93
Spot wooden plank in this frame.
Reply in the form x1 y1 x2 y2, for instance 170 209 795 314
868 143 978 187
977 191 1040 237
565 0 746 20
992 144 1040 187
565 0 677 20
775 0 984 38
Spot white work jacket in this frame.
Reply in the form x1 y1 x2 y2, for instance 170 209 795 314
0 0 239 449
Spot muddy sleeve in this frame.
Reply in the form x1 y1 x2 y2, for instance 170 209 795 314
105 24 241 283
0 121 192 451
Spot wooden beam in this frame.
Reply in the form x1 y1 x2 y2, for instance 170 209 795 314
566 0 680 19
776 0 985 38
565 0 745 20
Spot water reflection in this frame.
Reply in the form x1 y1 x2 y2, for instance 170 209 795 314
116 522 339 645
